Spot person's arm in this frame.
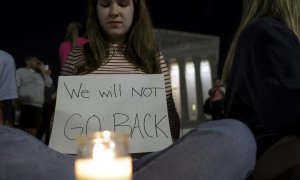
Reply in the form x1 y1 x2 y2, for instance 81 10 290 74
159 53 180 141
15 69 22 94
15 69 23 106
43 72 53 88
37 62 53 88
0 51 18 125
60 47 83 76
59 41 72 66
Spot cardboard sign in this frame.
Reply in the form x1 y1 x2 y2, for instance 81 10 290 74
49 74 172 154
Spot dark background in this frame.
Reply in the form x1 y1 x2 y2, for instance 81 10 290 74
0 0 242 82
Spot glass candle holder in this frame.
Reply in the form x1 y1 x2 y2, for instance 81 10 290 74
75 131 132 180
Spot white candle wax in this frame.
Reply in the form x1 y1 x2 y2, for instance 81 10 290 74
75 156 132 180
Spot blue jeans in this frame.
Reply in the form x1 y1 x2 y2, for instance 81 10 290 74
133 119 256 180
0 119 256 180
0 126 75 180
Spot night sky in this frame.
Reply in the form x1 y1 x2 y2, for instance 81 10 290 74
0 0 242 80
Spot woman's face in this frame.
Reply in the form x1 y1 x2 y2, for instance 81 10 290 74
97 0 135 43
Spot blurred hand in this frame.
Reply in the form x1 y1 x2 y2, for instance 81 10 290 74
37 61 52 76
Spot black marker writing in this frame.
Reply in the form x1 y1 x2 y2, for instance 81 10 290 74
64 113 102 140
64 82 90 99
63 113 169 140
64 113 84 140
131 87 164 97
99 84 122 98
155 114 168 138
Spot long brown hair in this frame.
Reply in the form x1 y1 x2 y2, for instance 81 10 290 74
77 0 160 74
65 22 83 48
222 0 300 82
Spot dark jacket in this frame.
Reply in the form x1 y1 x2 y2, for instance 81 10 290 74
225 17 300 138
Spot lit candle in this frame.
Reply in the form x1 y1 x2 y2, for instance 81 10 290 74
75 156 132 180
75 131 132 180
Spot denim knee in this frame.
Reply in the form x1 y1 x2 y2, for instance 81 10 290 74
203 119 256 155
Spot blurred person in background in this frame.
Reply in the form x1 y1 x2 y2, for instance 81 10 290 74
58 21 89 66
203 79 225 120
36 65 56 145
15 55 53 137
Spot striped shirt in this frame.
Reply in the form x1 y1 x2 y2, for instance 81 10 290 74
61 45 180 141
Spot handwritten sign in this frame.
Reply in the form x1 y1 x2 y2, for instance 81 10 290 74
49 74 172 154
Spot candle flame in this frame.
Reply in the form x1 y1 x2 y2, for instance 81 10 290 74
93 142 116 160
